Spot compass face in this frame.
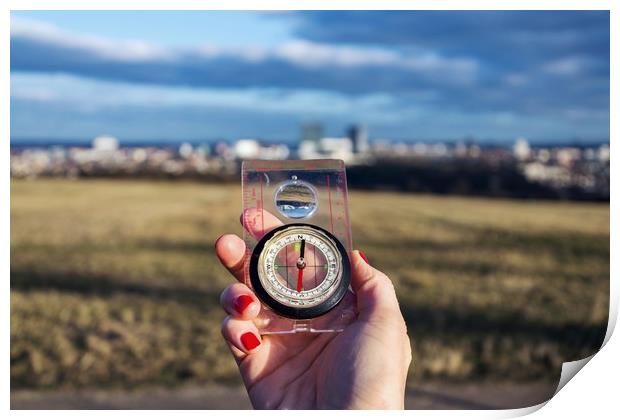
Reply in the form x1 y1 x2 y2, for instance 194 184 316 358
249 223 351 319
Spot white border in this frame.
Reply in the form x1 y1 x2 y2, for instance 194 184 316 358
4 1 616 418
2 0 617 10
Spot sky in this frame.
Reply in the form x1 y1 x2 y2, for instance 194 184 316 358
10 11 610 143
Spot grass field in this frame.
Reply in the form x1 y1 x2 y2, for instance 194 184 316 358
10 179 609 390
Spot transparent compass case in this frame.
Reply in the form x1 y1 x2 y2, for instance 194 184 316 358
241 160 357 334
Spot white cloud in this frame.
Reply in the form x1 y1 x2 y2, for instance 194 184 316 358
196 39 478 82
11 16 175 62
542 56 590 76
274 40 399 67
12 16 478 81
10 72 403 120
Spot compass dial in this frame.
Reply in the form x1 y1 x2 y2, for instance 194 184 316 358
249 223 351 319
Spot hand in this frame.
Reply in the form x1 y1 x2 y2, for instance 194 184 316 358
215 209 412 409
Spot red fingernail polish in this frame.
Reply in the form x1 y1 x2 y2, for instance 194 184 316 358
234 295 254 313
359 251 369 264
241 332 261 350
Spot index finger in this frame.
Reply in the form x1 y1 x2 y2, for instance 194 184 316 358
215 234 246 283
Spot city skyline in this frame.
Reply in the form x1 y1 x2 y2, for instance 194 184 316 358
10 11 610 143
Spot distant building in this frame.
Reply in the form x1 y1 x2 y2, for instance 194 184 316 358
196 144 211 158
455 142 468 158
132 148 147 162
301 123 324 146
298 140 319 160
92 135 119 151
556 147 581 168
431 143 448 157
347 125 369 154
598 144 610 162
298 136 354 162
412 142 428 156
234 139 261 159
469 144 481 159
260 144 290 160
320 137 353 161
537 148 551 163
523 162 570 186
178 142 193 159
233 139 290 160
513 137 530 161
584 147 597 161
214 142 235 160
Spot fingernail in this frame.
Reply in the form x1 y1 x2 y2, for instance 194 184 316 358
234 295 254 314
359 251 369 265
240 332 261 351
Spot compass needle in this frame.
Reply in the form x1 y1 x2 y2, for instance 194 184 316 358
296 267 304 293
296 238 306 292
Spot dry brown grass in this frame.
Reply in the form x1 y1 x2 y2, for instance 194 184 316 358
11 179 609 389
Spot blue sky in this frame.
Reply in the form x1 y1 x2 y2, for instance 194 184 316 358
10 11 610 143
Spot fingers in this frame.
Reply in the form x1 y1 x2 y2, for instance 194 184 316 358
221 316 263 358
216 236 265 366
215 209 282 285
350 250 402 323
241 208 283 239
220 283 261 320
215 234 246 283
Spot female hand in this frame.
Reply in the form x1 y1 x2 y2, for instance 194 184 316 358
215 209 412 409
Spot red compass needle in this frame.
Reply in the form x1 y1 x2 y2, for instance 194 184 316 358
296 267 304 292
296 239 306 292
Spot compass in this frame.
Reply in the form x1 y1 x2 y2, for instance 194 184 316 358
249 223 351 320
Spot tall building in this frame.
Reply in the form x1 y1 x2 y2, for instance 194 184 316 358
348 125 369 154
301 123 324 146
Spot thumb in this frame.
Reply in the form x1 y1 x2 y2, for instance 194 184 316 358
350 250 401 322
